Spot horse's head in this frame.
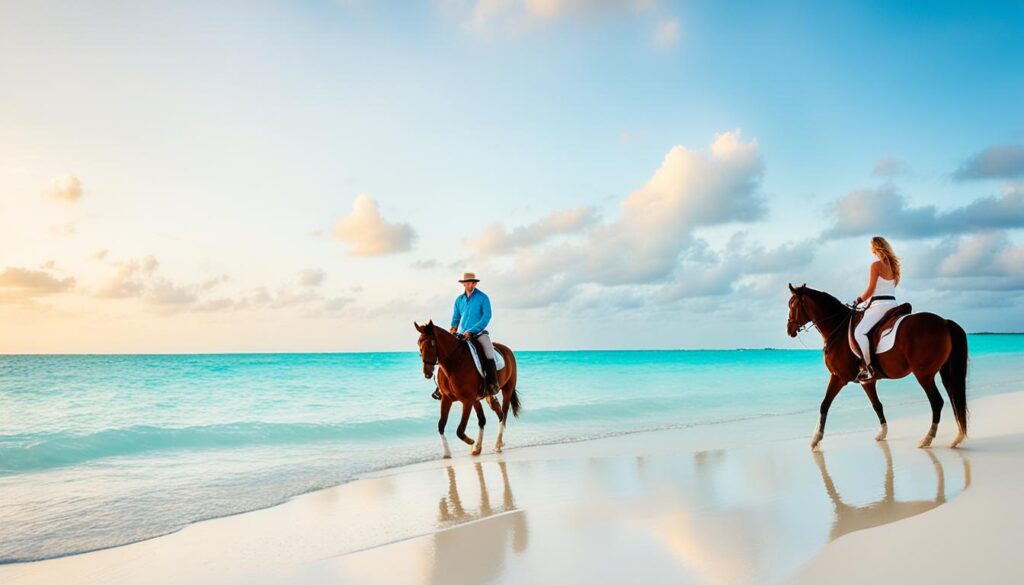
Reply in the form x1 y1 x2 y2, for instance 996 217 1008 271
415 320 439 379
787 283 810 337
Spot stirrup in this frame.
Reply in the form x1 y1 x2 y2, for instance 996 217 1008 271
431 388 442 400
856 365 875 382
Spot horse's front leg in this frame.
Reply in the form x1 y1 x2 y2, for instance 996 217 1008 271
812 374 847 450
438 397 453 459
455 399 475 448
471 401 486 456
861 381 888 440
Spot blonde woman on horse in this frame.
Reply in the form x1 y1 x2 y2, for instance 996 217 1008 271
852 236 902 382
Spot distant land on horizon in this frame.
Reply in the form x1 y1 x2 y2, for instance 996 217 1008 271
970 332 1024 336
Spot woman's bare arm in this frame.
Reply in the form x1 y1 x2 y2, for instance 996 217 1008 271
859 262 880 301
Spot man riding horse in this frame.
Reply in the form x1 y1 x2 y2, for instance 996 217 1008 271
431 272 499 400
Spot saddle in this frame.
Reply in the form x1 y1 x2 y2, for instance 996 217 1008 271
848 303 912 378
467 337 502 398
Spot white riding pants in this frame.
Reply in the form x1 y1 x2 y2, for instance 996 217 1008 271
854 300 896 367
475 333 495 361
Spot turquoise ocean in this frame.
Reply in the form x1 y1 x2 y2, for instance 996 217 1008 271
2 335 1023 563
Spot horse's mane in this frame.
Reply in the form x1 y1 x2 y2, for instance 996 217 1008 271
424 321 454 340
801 286 847 316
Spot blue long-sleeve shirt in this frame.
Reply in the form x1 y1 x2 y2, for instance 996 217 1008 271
451 289 492 335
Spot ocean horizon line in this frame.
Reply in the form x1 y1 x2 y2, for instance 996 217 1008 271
1 332 1017 357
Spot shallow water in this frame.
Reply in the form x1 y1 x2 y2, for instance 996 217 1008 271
0 335 1021 562
270 437 971 585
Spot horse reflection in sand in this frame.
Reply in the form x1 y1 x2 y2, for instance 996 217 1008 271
430 461 528 585
814 442 971 541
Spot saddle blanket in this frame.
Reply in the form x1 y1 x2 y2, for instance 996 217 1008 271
467 341 505 377
850 314 910 357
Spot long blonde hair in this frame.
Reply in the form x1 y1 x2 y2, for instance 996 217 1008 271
871 236 901 285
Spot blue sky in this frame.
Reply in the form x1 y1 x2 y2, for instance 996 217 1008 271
1 0 1023 352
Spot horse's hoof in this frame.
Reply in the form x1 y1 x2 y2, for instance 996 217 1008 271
442 453 452 459
918 436 934 448
875 426 888 441
471 447 482 456
810 432 823 451
950 432 966 449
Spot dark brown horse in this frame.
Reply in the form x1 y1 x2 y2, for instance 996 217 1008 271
786 284 968 450
415 320 521 458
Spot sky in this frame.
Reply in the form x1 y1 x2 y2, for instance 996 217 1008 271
1 0 1023 353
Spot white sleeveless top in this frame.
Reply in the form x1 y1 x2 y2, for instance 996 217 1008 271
874 275 897 297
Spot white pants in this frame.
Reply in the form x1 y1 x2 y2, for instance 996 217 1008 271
854 300 896 367
475 333 495 361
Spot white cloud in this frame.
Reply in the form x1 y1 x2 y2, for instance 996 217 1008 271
323 296 355 311
471 131 790 307
871 157 906 178
917 231 1024 291
333 194 415 256
148 279 199 306
468 206 597 255
93 256 351 313
96 256 160 299
651 17 679 49
50 175 83 202
826 184 1024 238
298 268 326 287
0 266 75 303
954 144 1024 181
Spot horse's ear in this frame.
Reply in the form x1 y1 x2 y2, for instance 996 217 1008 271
801 283 806 289
414 321 422 332
427 319 434 326
788 283 796 293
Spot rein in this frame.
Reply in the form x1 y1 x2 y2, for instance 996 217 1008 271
793 294 855 354
420 330 462 371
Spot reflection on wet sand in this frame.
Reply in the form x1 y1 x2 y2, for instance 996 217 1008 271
814 442 972 541
430 462 528 585
325 439 973 585
646 444 972 585
648 450 767 585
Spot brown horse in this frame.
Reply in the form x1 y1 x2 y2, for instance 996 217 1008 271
415 320 521 458
786 284 968 450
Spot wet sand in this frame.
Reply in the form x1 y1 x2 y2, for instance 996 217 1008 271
1 392 1020 585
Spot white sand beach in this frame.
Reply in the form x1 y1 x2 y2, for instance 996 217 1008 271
1 391 1021 585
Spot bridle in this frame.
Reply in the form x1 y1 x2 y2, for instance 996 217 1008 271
418 333 447 369
419 337 438 367
790 292 855 354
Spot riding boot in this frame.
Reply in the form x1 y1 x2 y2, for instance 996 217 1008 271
856 364 875 383
484 358 499 396
431 384 442 400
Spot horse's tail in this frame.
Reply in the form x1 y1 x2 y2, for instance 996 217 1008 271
510 388 522 418
499 345 522 419
940 319 969 437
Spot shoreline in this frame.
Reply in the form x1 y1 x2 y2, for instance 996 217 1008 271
3 391 1020 584
0 389 954 565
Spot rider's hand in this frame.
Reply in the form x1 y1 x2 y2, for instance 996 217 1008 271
449 327 457 334
463 332 473 340
853 297 863 306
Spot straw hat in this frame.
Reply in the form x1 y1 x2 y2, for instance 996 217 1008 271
458 272 480 283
